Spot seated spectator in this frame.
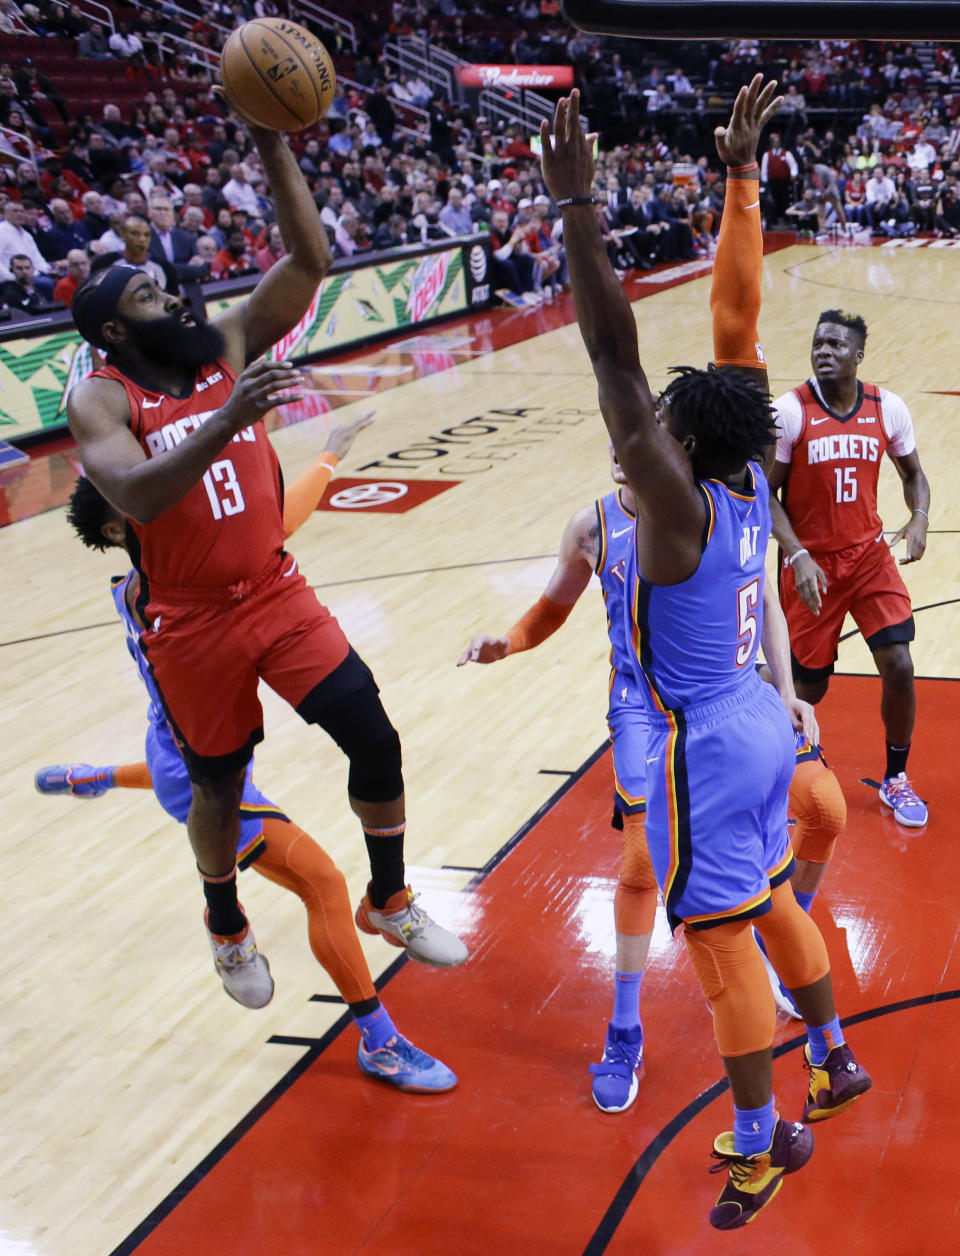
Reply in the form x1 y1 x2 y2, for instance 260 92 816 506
211 227 256 278
935 185 960 236
785 185 822 235
109 22 143 60
0 199 54 295
191 234 219 266
864 164 898 228
14 58 69 125
488 207 536 300
148 195 206 282
222 163 261 217
77 21 112 60
52 248 90 307
92 214 176 291
254 223 285 272
0 254 53 314
80 191 109 240
39 198 90 263
438 186 472 237
372 212 408 251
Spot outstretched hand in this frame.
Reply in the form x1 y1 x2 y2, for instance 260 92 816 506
323 409 375 460
539 89 597 203
714 74 783 168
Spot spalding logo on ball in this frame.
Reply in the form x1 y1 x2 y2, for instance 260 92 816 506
220 18 336 133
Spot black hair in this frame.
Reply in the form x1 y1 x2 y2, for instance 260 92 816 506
661 364 776 477
66 474 118 551
817 308 868 349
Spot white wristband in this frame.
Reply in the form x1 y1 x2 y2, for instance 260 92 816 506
788 548 809 567
912 508 929 520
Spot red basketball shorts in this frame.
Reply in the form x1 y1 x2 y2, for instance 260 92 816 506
140 553 350 775
781 533 914 674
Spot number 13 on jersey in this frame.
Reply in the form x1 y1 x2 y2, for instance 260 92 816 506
202 459 246 520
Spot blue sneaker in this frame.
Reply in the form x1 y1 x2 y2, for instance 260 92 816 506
357 1035 457 1093
35 763 115 799
879 773 928 827
589 1024 644 1113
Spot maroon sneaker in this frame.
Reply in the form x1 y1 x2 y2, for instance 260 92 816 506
709 1116 814 1230
803 1041 872 1122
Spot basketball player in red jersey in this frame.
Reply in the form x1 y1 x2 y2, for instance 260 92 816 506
65 119 468 1002
768 312 931 827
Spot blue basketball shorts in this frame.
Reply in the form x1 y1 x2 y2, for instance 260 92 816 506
607 700 648 817
642 672 795 932
145 720 287 867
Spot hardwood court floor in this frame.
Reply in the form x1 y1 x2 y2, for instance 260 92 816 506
1 239 958 1255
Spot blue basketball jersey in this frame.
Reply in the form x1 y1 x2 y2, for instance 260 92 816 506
595 489 643 713
623 462 771 714
111 571 167 737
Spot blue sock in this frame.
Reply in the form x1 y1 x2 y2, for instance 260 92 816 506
611 970 643 1030
794 889 816 913
733 1098 776 1157
354 1004 398 1051
807 1015 844 1065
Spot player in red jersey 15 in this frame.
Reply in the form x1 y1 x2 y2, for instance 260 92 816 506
768 311 931 827
65 117 467 1005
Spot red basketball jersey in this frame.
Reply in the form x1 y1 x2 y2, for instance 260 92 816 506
94 359 285 588
779 380 890 552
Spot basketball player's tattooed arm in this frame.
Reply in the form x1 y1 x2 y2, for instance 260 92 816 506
540 90 705 586
888 449 930 564
457 505 596 664
215 124 333 367
767 459 828 615
760 574 820 745
67 359 303 523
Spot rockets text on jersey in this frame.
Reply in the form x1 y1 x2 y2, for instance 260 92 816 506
782 380 890 552
93 359 286 589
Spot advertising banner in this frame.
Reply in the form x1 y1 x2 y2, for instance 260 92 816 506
455 64 574 89
0 239 490 442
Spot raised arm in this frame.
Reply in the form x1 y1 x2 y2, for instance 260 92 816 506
457 504 597 665
281 411 375 537
710 75 782 393
215 125 333 366
539 91 704 582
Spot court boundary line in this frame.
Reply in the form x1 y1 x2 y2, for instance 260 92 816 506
106 740 610 1256
581 988 960 1255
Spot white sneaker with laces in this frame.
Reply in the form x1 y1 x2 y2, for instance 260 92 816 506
356 884 468 967
205 914 275 1008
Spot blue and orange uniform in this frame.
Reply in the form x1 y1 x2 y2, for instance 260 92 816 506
623 461 796 932
111 570 286 868
595 489 647 820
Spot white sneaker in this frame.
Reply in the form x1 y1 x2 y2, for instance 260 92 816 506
355 883 468 967
759 946 802 1020
205 912 274 1008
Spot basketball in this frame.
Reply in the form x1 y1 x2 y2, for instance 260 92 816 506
220 18 336 133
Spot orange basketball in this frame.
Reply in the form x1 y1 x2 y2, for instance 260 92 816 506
220 18 336 133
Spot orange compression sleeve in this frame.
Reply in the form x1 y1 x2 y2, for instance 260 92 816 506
282 452 339 538
505 594 575 654
113 762 153 789
710 175 765 369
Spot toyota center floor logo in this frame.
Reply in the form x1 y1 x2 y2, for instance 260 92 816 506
329 482 409 509
317 477 460 514
469 245 487 283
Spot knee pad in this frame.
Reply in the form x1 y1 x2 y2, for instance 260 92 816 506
306 675 404 803
684 921 775 1056
790 760 846 864
615 814 659 936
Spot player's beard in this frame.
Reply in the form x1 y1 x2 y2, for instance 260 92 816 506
116 308 227 371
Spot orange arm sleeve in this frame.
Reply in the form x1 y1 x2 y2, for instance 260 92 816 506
282 452 339 538
506 594 574 654
710 176 765 369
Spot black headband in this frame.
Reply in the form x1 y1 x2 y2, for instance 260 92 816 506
72 264 144 350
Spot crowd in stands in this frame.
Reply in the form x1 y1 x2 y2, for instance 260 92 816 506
0 0 958 318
